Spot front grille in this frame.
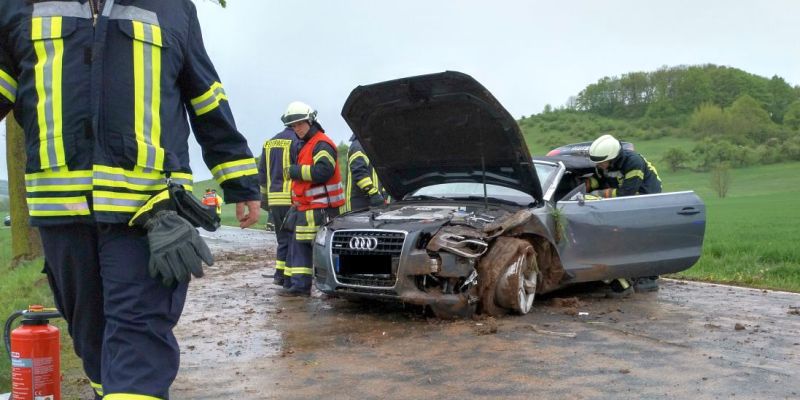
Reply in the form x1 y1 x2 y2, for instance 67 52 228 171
330 230 405 288
331 230 405 256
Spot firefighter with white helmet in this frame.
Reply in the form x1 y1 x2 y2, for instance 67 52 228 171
586 134 663 294
279 101 345 296
586 134 662 198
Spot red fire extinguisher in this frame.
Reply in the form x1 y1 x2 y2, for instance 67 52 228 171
4 305 62 400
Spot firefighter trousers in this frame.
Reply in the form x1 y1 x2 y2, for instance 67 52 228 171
39 223 188 400
269 205 291 282
286 207 338 292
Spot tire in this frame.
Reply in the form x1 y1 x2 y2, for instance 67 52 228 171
477 237 538 316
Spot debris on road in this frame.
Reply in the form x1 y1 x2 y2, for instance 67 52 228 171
524 324 576 338
734 323 746 331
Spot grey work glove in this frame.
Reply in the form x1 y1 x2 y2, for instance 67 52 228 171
369 193 385 207
145 210 213 287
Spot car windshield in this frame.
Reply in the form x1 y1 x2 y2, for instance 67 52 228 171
410 183 535 205
408 164 557 206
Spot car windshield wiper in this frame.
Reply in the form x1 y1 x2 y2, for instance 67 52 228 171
447 196 521 207
403 194 452 201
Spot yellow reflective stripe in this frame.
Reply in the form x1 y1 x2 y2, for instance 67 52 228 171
284 268 293 277
348 151 367 164
260 185 268 194
33 17 49 169
25 170 93 192
128 189 170 226
295 210 317 240
51 17 65 168
276 260 286 271
92 165 181 192
190 81 227 116
266 194 292 206
90 381 104 396
0 68 17 103
27 196 91 216
132 21 164 171
301 165 311 181
282 142 291 193
645 157 662 182
263 139 294 195
371 169 380 193
355 176 373 190
133 21 145 168
288 267 312 275
313 150 335 166
624 169 644 180
93 191 151 213
211 158 258 184
104 393 162 400
32 16 66 170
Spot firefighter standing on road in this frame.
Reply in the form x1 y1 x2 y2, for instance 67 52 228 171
0 1 261 398
280 102 345 297
586 134 662 294
258 127 301 286
344 135 385 212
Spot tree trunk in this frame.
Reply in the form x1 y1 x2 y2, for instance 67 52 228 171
6 113 42 265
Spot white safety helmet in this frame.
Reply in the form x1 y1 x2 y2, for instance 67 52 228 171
281 101 317 126
588 134 622 163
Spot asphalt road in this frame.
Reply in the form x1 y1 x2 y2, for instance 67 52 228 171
170 226 800 399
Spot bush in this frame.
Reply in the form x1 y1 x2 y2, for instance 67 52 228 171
661 147 690 172
710 163 732 198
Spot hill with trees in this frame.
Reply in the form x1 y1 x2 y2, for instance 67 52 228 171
521 64 800 172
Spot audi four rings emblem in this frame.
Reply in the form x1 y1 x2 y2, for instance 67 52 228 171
349 236 379 250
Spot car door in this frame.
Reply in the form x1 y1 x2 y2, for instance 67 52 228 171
556 191 706 283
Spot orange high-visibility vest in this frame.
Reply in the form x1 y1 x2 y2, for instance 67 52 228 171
291 132 345 211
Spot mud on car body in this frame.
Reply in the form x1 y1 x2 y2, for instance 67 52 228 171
313 71 706 318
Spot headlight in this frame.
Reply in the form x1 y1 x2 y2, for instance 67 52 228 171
314 226 329 246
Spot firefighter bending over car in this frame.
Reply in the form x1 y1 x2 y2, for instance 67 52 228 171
0 1 261 398
344 134 386 212
586 134 662 294
258 126 301 286
279 102 345 297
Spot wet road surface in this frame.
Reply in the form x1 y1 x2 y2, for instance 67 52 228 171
171 227 800 399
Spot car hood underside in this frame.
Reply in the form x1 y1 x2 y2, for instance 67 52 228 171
341 71 543 203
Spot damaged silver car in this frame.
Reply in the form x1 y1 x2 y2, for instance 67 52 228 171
313 71 706 318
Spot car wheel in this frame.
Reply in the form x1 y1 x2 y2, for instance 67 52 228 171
494 246 537 314
477 237 538 316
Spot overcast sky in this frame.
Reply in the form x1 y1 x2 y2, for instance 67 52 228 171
2 0 799 181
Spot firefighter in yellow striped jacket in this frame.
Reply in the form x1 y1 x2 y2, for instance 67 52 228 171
0 1 260 398
344 135 385 212
257 127 301 287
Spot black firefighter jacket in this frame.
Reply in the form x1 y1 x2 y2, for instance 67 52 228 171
0 0 259 226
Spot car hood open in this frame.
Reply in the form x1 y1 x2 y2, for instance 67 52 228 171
341 71 543 203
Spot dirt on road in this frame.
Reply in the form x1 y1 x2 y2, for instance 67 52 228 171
169 227 800 400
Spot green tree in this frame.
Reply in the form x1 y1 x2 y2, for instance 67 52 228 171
783 100 800 130
337 140 350 174
728 94 774 143
710 163 732 198
661 147 690 172
688 102 728 139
